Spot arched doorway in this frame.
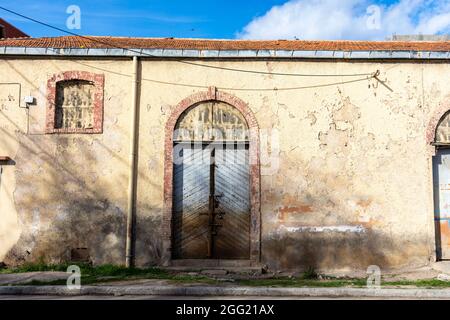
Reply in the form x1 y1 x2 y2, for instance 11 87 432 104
162 88 261 265
172 101 250 259
433 110 450 260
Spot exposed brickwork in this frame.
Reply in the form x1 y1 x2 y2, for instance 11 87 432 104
46 71 104 134
162 88 261 265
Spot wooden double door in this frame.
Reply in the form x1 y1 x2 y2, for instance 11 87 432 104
172 142 250 259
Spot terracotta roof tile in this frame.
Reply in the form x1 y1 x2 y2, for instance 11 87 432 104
1 36 450 51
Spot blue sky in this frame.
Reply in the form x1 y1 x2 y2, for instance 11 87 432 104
0 0 449 40
0 0 287 38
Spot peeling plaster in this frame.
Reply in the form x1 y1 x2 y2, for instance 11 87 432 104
276 224 366 234
0 58 445 271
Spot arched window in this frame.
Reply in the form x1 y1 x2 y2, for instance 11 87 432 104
435 111 450 144
174 101 249 142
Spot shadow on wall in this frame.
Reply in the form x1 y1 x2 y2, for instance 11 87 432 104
134 213 163 267
262 227 431 272
257 106 433 271
1 105 432 270
0 64 433 269
0 108 162 266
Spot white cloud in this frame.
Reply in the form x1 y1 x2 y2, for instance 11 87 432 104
237 0 450 40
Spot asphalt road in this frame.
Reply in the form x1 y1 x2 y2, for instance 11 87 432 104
0 295 437 300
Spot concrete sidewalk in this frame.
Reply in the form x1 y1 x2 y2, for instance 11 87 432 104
1 285 450 299
0 272 68 285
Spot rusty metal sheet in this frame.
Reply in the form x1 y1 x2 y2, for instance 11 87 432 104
433 148 450 259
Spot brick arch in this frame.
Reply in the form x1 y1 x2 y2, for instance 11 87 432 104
161 87 261 265
426 95 450 144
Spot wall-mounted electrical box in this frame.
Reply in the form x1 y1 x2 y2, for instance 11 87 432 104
24 96 35 105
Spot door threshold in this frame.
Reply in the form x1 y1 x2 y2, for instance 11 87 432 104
170 259 257 268
432 260 450 274
166 259 262 274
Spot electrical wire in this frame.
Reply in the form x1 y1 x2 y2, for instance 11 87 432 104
142 74 374 91
45 48 375 91
0 6 376 78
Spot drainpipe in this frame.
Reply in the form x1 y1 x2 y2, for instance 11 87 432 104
126 56 140 267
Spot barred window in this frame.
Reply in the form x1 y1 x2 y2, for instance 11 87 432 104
46 71 104 134
55 80 95 130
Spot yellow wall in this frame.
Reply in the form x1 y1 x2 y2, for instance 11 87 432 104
1 56 448 272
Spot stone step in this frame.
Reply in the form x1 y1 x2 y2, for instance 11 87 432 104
164 260 263 274
170 259 258 268
432 261 450 275
163 266 263 274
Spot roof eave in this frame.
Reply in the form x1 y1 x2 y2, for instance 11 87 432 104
0 47 450 59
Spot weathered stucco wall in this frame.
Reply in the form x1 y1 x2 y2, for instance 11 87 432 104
0 58 133 265
1 57 449 272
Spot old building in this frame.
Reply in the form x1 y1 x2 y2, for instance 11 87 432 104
1 36 450 273
0 18 29 39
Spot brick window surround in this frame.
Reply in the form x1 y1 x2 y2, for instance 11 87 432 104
46 71 104 134
162 86 261 265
